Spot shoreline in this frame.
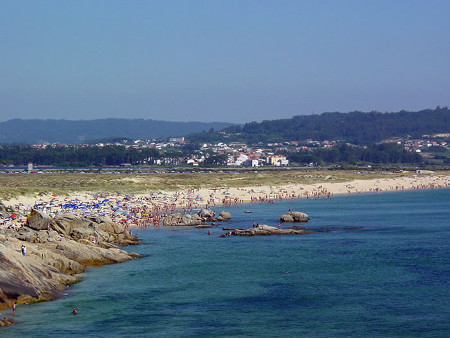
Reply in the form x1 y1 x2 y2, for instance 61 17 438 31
0 210 141 317
2 173 449 229
0 173 448 323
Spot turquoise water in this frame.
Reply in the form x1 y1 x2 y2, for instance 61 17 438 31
2 188 449 337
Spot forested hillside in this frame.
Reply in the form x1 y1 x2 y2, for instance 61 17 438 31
188 107 450 144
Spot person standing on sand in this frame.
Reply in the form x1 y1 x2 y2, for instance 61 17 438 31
21 245 26 257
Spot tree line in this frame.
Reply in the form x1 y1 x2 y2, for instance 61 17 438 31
285 143 422 165
0 143 423 167
0 145 160 167
187 107 450 145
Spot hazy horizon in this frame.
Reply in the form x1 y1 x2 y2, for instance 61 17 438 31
1 1 449 123
0 106 447 125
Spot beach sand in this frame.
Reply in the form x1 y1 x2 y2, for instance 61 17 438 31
2 173 449 229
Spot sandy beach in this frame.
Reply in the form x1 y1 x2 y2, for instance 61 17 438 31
2 173 449 230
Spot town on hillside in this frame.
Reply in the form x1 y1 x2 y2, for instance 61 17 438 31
1 133 448 170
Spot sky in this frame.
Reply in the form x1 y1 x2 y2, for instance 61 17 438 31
0 0 449 123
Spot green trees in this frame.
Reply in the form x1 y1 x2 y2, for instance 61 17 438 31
0 145 161 166
286 143 422 165
187 107 450 145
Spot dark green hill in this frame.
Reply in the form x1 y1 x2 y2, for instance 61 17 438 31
188 107 450 145
0 119 233 144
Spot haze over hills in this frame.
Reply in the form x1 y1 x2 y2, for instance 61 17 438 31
0 119 234 145
0 107 448 146
188 107 450 145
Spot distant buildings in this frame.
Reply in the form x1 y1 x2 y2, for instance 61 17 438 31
266 155 289 166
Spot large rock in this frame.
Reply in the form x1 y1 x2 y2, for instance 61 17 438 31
0 210 142 311
225 225 313 237
0 242 81 310
198 208 215 219
280 213 295 222
280 211 309 222
27 209 54 230
0 200 11 218
218 211 231 221
291 212 309 222
52 213 139 246
53 213 89 236
162 213 202 226
163 209 231 226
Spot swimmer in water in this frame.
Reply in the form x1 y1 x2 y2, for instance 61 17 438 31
73 307 78 315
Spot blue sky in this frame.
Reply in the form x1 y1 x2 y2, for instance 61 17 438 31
0 0 448 123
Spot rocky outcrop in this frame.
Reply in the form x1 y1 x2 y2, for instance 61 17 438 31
0 201 12 218
162 213 203 226
163 209 231 226
280 211 309 222
280 214 295 222
0 317 17 327
223 224 313 237
27 209 53 230
53 214 139 247
198 208 216 220
218 211 231 221
0 211 142 313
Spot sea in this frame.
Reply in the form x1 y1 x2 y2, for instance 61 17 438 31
2 188 449 337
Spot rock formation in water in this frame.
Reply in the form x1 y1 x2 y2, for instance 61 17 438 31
0 207 141 316
280 211 309 222
223 224 313 237
162 208 231 226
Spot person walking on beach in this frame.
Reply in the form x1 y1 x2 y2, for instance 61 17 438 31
21 245 26 257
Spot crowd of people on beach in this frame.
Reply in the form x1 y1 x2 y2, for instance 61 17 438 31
1 175 448 230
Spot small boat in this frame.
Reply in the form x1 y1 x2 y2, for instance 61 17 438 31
196 224 211 229
244 210 252 213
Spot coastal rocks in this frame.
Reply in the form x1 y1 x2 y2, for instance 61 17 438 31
197 208 231 222
162 213 202 226
0 211 142 312
280 214 295 222
52 214 139 247
26 209 54 231
0 317 17 327
0 201 12 218
225 225 312 237
0 243 81 309
218 211 231 221
280 211 309 222
162 209 232 226
198 208 215 220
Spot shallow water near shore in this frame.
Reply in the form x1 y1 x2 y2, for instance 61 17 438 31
2 188 449 337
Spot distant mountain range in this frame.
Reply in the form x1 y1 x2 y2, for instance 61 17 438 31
188 107 450 145
0 119 234 144
1 107 449 145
